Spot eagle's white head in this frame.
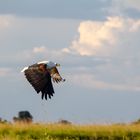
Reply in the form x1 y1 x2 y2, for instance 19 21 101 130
37 61 60 69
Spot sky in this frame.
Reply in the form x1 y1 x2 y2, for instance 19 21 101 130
0 0 140 124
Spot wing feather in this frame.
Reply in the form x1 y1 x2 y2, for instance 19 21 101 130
24 63 54 100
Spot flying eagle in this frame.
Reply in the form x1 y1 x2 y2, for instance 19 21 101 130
21 61 65 100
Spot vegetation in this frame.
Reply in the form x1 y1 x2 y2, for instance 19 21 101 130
1 112 140 140
13 111 33 123
0 122 140 140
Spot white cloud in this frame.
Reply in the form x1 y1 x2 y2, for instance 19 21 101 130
63 16 140 57
32 46 65 58
0 15 15 29
33 46 47 53
0 14 139 93
15 46 67 64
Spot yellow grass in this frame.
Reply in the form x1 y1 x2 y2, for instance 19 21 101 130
0 122 140 139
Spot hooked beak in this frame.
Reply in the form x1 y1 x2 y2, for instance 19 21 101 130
56 63 60 67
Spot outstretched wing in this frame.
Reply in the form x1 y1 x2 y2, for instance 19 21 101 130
24 63 54 100
49 67 64 83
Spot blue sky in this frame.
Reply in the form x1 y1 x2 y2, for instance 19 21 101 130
0 0 140 124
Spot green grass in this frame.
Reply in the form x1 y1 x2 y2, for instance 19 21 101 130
0 123 140 140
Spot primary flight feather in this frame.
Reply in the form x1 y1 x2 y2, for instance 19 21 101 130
21 61 65 100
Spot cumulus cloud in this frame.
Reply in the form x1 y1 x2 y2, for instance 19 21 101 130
63 16 140 57
62 16 140 91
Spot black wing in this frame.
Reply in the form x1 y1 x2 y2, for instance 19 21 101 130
24 63 54 100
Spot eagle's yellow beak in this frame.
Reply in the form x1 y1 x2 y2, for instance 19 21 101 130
56 63 60 67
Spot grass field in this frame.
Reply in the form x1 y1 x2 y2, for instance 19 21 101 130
0 122 140 140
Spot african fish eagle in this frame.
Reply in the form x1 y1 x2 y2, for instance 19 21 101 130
21 61 65 100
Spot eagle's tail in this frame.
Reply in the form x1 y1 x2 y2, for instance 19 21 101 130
41 77 54 100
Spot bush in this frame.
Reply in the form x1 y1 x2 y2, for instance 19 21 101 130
13 111 33 123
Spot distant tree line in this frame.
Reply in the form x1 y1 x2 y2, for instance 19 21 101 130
0 110 73 125
1 110 140 125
